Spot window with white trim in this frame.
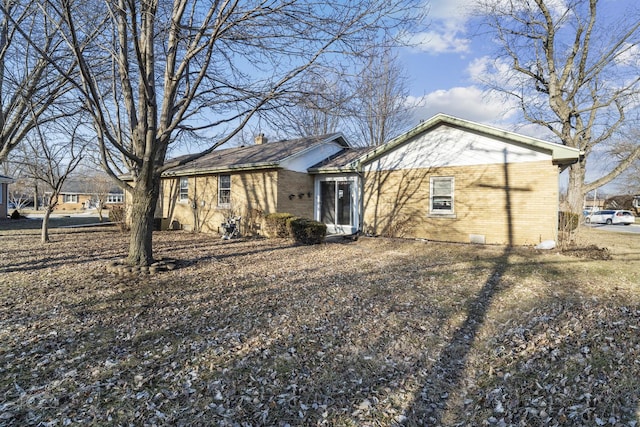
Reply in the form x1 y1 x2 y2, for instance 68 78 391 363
218 174 231 206
63 194 78 203
430 177 454 214
106 194 123 204
179 177 189 202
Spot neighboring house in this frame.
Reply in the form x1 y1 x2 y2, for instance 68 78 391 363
45 179 124 211
1 174 15 219
148 114 581 245
584 198 605 213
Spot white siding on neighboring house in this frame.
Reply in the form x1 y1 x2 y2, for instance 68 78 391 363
281 142 345 172
363 125 553 172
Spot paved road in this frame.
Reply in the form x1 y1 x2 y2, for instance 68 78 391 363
584 223 640 234
24 211 101 219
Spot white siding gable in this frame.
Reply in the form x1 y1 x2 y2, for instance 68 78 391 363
363 125 552 172
281 142 345 172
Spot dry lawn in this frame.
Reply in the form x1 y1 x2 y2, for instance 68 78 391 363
1 221 640 426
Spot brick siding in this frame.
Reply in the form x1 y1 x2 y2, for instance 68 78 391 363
362 161 559 245
158 169 314 236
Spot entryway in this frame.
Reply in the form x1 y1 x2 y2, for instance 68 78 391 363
316 176 359 234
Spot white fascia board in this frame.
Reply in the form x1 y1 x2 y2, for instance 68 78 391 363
162 162 280 177
280 135 350 172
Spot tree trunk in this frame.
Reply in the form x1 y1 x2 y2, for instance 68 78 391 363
127 175 160 266
566 161 586 214
41 207 52 243
33 185 39 210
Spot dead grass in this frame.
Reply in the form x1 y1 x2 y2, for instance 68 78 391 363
1 225 639 426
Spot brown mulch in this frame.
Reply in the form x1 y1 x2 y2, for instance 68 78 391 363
1 228 639 426
561 245 613 260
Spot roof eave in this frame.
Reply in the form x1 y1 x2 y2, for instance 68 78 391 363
279 133 351 164
162 162 281 177
308 165 358 174
352 113 582 166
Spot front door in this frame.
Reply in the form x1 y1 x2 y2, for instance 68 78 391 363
318 179 356 234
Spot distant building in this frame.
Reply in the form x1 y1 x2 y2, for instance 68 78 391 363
44 178 124 211
1 174 15 219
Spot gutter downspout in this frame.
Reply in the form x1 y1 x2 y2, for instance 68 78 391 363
354 161 365 236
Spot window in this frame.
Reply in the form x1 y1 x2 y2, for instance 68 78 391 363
106 194 123 204
179 177 189 202
63 194 78 203
430 177 454 214
218 174 231 206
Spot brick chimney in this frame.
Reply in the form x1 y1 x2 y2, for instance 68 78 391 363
254 133 268 145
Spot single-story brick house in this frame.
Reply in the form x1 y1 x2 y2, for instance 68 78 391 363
1 174 14 219
155 133 353 233
313 114 581 245
44 179 124 211
149 114 581 245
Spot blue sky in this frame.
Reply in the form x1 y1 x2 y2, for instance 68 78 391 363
399 0 513 125
395 0 640 192
399 0 636 132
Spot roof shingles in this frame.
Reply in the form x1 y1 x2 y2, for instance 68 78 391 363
163 133 348 176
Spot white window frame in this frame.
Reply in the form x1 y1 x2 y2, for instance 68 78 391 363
63 194 78 203
218 174 231 207
179 177 189 202
106 194 123 204
429 176 455 216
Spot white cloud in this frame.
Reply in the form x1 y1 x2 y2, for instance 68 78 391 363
409 0 571 55
467 56 516 86
406 30 470 54
406 87 563 143
407 0 476 55
427 0 475 23
406 86 518 125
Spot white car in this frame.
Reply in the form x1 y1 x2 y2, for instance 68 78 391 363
586 210 635 225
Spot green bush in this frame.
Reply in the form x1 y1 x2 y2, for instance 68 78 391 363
10 209 21 220
286 217 326 245
264 212 295 238
558 211 580 231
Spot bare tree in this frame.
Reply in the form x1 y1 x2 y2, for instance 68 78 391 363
36 0 421 266
0 0 75 163
89 173 116 222
263 46 414 147
261 70 353 139
475 0 640 213
7 178 33 210
18 120 89 242
348 46 414 147
1 161 30 210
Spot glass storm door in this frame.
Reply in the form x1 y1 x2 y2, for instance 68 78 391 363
320 181 352 227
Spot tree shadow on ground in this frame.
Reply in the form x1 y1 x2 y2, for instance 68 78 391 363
399 249 511 425
1 232 639 426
